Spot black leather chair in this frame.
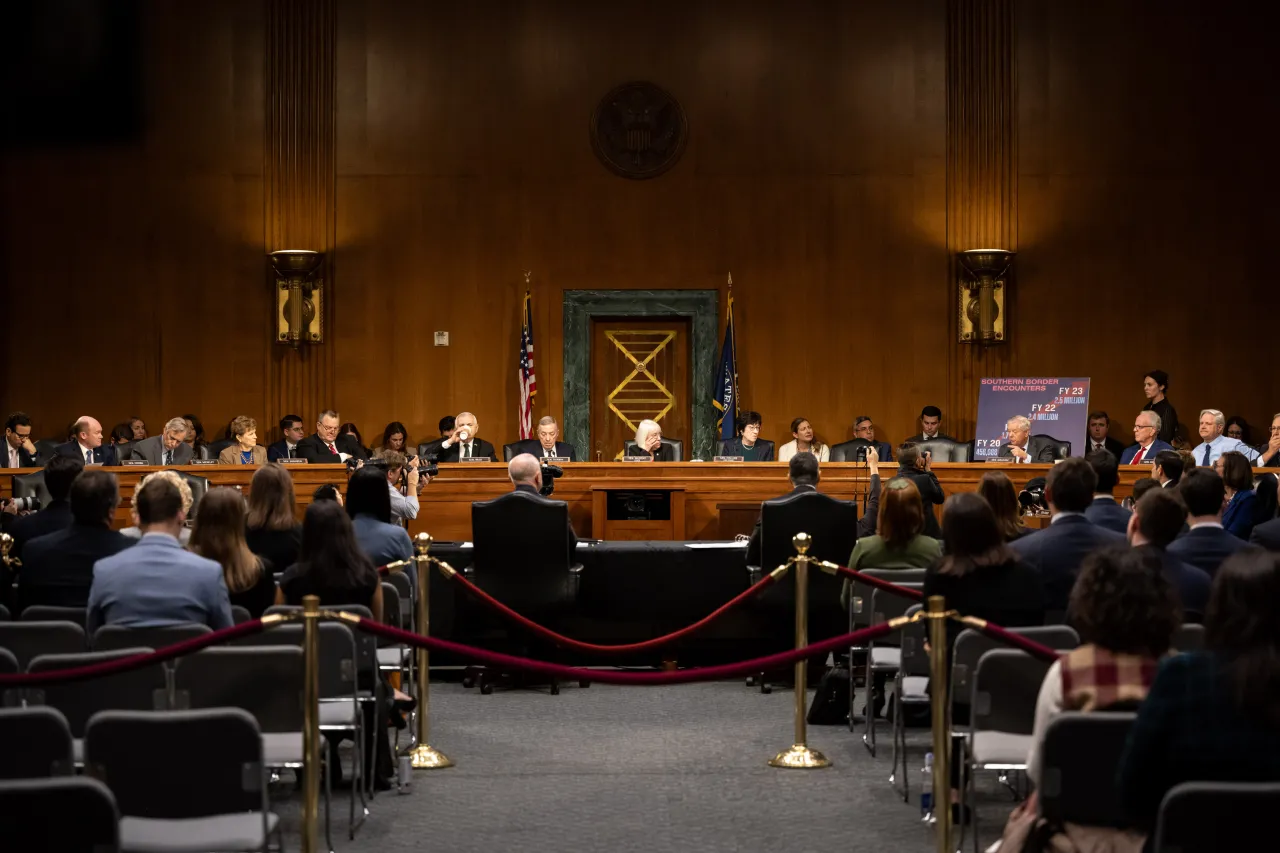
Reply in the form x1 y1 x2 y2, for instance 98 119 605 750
13 472 52 507
205 439 234 461
829 438 873 462
33 439 60 463
465 490 585 694
501 443 521 462
177 472 210 517
622 439 684 461
416 439 444 460
914 438 972 463
113 441 134 464
1034 435 1072 460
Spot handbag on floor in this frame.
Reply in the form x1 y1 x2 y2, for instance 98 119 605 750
806 664 850 725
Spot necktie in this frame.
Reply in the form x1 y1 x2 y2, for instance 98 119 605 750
327 442 337 456
288 446 295 459
85 449 92 465
164 450 172 466
1202 444 1211 466
1133 446 1145 465
463 443 471 459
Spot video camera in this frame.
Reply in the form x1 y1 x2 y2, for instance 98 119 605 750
540 463 563 497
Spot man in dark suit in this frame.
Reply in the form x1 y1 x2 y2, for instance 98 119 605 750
1084 450 1132 534
296 409 369 464
1127 487 1212 616
1250 513 1280 550
903 405 957 444
266 414 307 462
851 415 893 461
1084 411 1127 460
506 453 577 556
895 443 944 538
1119 411 1174 465
746 451 820 567
998 415 1062 463
1168 468 1255 577
509 416 578 461
4 412 43 468
129 417 193 466
1152 450 1185 489
1011 457 1127 611
53 416 118 466
434 411 497 462
17 470 133 612
5 452 83 588
720 411 775 461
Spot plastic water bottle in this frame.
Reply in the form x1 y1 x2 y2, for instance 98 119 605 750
920 752 935 823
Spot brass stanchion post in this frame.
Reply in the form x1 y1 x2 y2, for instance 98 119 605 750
768 532 831 769
926 595 952 853
404 533 454 769
301 595 321 853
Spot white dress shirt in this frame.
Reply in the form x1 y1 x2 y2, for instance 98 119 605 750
388 481 419 521
7 445 18 468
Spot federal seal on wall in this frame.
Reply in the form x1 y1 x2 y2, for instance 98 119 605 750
590 81 688 180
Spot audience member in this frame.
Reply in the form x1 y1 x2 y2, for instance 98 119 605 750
345 466 414 574
244 463 302 582
778 417 829 462
894 443 944 537
130 417 192 465
267 414 306 462
627 418 673 461
1169 468 1254 577
505 453 579 559
129 417 147 441
1140 369 1179 444
87 475 232 634
998 415 1058 463
1219 450 1259 539
120 470 194 545
840 477 941 607
217 415 266 465
904 405 956 443
1151 449 1184 489
1191 409 1260 466
720 411 774 461
435 411 497 462
1130 477 1160 505
7 455 81 559
851 415 893 461
190 487 276 618
371 448 422 522
1118 550 1280 833
746 452 838 567
1120 411 1172 465
298 410 369 464
312 483 342 505
1127 488 1211 617
977 470 1026 541
1083 450 1132 534
181 414 208 460
1225 415 1252 446
3 412 41 468
109 423 133 446
1084 411 1126 460
1011 457 1126 611
377 421 411 455
53 416 117 466
17 470 133 611
509 415 577 461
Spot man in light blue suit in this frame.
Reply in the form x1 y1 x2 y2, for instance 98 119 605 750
87 475 232 636
1119 411 1174 465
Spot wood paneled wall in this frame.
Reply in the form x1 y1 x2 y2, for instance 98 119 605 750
2 0 1277 453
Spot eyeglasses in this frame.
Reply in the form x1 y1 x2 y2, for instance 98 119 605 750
1134 424 1155 431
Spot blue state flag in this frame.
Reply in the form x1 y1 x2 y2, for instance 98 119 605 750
712 294 738 440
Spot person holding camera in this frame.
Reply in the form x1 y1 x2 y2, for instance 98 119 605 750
6 455 82 560
4 412 43 468
435 411 496 461
371 448 428 522
895 443 945 538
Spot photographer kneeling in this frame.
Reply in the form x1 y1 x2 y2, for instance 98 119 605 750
371 448 430 523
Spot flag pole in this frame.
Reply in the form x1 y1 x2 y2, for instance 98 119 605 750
727 272 739 426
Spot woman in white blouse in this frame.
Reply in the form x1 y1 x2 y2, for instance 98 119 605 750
778 417 829 462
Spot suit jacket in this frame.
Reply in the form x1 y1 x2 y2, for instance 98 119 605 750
998 436 1062 464
509 482 578 554
1083 436 1127 461
434 437 498 463
266 439 302 463
1010 514 1127 611
509 439 578 462
903 433 957 444
745 484 817 567
1136 544 1211 617
2 443 41 468
720 437 775 462
1168 525 1253 578
625 442 675 462
296 433 369 464
130 435 194 466
1221 489 1257 540
17 524 134 611
6 499 73 561
1250 516 1280 551
217 444 268 465
895 465 945 538
1084 496 1132 535
1119 439 1174 465
86 532 233 635
53 441 118 466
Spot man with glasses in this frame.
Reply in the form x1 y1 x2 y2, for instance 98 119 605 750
1120 411 1174 465
3 412 42 468
1258 414 1280 468
297 410 369 464
129 417 192 466
1190 409 1260 467
434 411 497 462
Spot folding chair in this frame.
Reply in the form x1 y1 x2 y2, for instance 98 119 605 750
857 583 923 756
91 623 212 653
376 583 410 678
890 603 929 802
19 606 88 629
231 605 253 625
845 568 926 729
0 776 120 851
0 603 9 621
0 706 75 779
0 649 15 708
1154 781 1280 852
1171 623 1204 652
85 708 279 853
0 621 87 671
1038 712 1137 829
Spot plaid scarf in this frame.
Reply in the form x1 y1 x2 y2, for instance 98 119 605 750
1059 644 1160 712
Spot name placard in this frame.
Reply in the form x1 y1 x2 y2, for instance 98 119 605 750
121 459 148 466
542 456 572 464
621 455 653 462
459 456 491 463
714 455 745 462
191 459 218 465
278 458 308 465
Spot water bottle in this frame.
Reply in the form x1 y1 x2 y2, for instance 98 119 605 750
397 755 413 794
920 752 935 822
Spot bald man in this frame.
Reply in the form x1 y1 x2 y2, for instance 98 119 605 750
505 453 577 552
54 416 118 466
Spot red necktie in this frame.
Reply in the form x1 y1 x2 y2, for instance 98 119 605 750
1133 446 1145 464
327 442 337 455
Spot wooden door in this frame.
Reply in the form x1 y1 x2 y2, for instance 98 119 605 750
589 317 692 461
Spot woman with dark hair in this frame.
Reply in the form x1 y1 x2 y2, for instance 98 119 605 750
1119 550 1280 832
345 466 414 573
190 487 276 617
244 463 302 581
778 417 829 462
1225 415 1252 447
378 421 411 455
129 416 147 441
1220 450 1258 539
1141 370 1178 444
109 423 133 445
339 422 368 457
840 478 941 607
977 471 1026 541
181 413 208 460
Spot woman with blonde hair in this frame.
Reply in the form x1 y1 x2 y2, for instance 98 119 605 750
218 416 267 465
121 469 195 545
190 486 276 617
628 418 674 461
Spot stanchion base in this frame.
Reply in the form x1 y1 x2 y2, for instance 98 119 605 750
767 744 831 769
405 743 455 770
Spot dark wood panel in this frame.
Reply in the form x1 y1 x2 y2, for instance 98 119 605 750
590 318 691 461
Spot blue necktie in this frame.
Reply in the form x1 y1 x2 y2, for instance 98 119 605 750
1202 444 1211 467
85 449 92 465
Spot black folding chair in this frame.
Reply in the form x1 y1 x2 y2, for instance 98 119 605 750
1154 781 1280 852
1037 712 1137 829
0 621 87 671
0 777 119 851
857 584 923 756
18 606 88 629
1171 623 1204 652
890 603 929 803
0 706 75 779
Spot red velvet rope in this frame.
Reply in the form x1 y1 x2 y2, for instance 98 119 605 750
828 564 925 601
446 569 779 654
968 620 1060 663
0 618 269 686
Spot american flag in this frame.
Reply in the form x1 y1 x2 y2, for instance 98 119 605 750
518 290 537 439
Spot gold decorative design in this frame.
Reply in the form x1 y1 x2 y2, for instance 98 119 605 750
604 330 677 459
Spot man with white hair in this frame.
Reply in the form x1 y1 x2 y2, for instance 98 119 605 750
1120 410 1174 465
1190 408 1259 467
510 416 577 461
997 415 1059 463
129 417 193 466
436 411 497 462
53 416 118 466
505 453 577 551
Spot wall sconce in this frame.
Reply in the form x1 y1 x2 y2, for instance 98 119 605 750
269 250 324 348
957 249 1014 345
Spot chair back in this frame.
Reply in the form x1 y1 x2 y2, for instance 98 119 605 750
971 649 1054 737
91 623 211 653
380 582 405 638
622 438 684 461
1034 434 1072 459
26 649 166 737
1154 781 1280 853
471 491 578 612
177 472 210 517
1172 623 1204 652
899 604 929 677
1038 711 1136 828
19 606 87 629
915 438 972 463
114 441 134 463
0 621 87 671
230 605 252 625
829 438 874 462
243 621 359 699
502 442 521 462
0 603 8 621
85 708 266 820
33 439 61 461
13 472 51 506
0 707 74 778
0 648 15 674
417 439 444 460
951 625 1078 710
0 777 119 850
865 586 924 648
384 572 413 628
848 568 927 629
173 646 302 733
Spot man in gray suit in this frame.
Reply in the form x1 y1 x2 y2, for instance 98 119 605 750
87 474 232 635
129 417 193 466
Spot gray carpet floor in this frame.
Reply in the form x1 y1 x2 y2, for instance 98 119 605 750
270 680 1021 852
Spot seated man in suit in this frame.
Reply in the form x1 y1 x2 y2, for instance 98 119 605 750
1084 410 1127 460
1084 450 1132 534
297 409 370 464
130 417 192 466
1190 408 1260 467
87 474 233 634
895 442 944 537
1011 457 1127 611
506 453 577 554
998 415 1060 463
1168 467 1255 577
266 414 306 462
851 415 893 461
720 411 774 461
4 411 43 468
17 470 133 611
1126 488 1211 617
510 416 577 461
1120 411 1173 465
434 411 497 462
746 451 821 567
53 416 118 466
6 455 82 561
1151 449 1185 489
903 405 956 444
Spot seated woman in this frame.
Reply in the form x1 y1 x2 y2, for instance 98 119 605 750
181 414 209 460
189 486 276 618
217 415 267 465
778 417 829 462
377 421 411 456
344 465 414 578
977 470 1028 541
340 422 369 457
720 411 774 461
1119 550 1280 834
1220 451 1258 539
121 470 194 545
129 416 147 441
627 418 674 461
840 477 941 608
244 463 302 581
109 423 133 446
